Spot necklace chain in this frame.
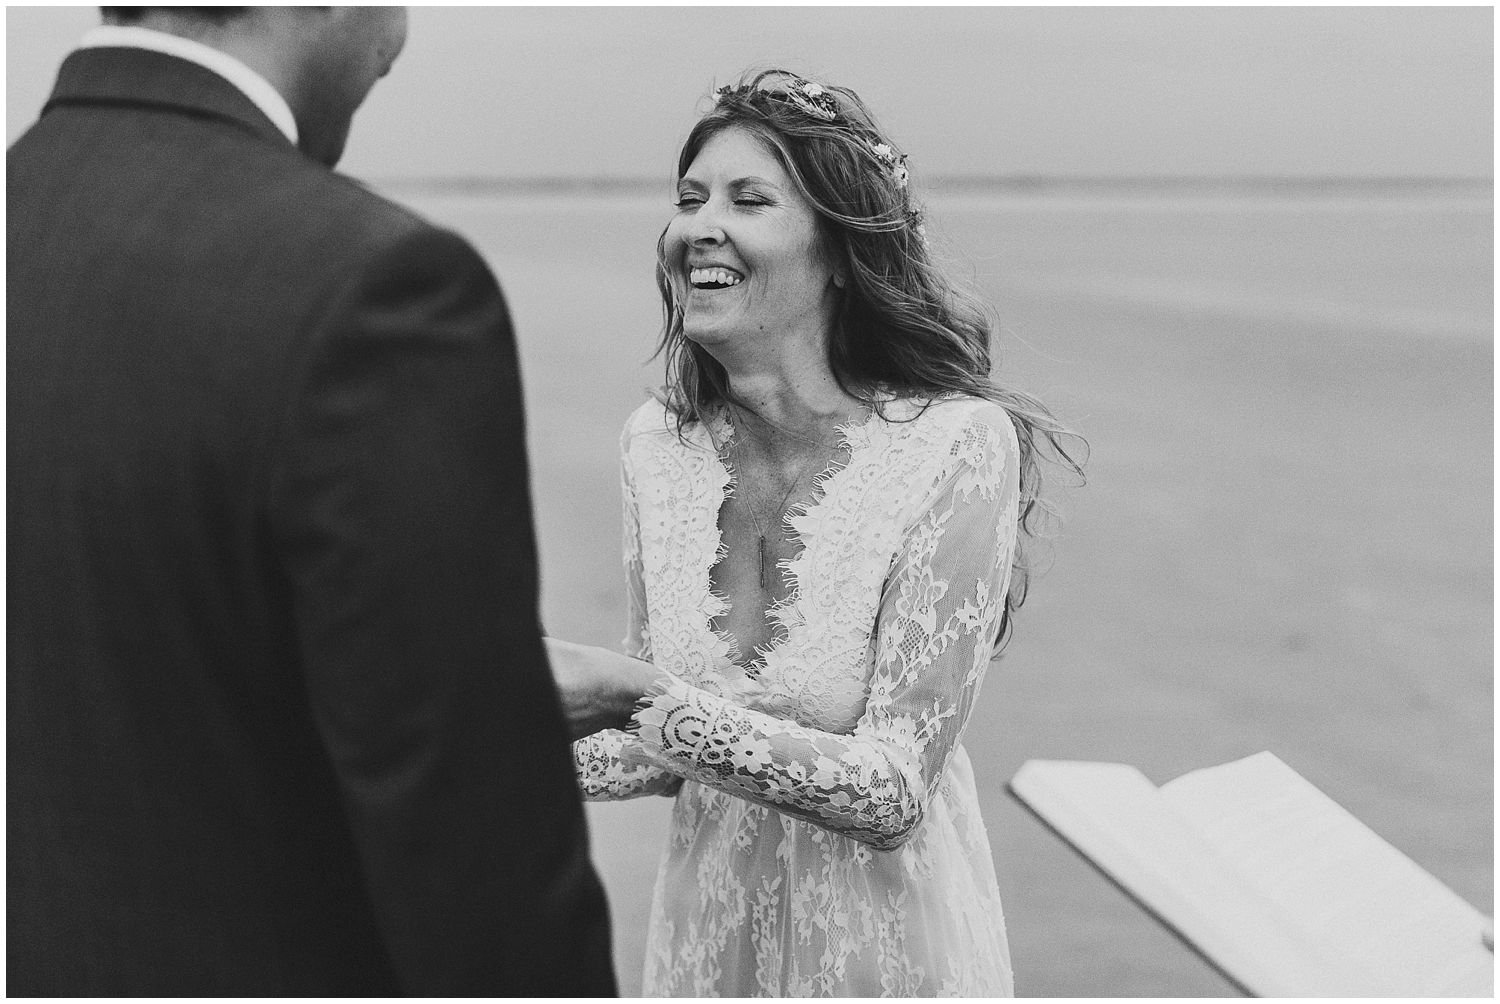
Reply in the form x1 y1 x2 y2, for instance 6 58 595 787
722 403 846 590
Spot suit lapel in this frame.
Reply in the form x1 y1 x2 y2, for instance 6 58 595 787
42 46 295 152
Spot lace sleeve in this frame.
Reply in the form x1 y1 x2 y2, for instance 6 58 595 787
572 432 683 801
629 413 1019 848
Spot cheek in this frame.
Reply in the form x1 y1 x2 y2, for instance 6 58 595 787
785 238 832 292
661 220 690 263
383 11 410 62
775 217 829 275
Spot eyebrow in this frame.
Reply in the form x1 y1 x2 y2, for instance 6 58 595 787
677 174 782 190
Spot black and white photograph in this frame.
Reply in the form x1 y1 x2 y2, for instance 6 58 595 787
7 5 1491 997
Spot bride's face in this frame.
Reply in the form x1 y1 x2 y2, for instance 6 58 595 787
663 126 840 354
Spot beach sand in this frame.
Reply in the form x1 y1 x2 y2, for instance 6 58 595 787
394 185 1491 996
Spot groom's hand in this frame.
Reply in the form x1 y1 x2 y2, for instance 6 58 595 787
544 638 657 740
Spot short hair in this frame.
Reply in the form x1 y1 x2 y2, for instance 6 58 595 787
655 68 1086 649
100 7 247 26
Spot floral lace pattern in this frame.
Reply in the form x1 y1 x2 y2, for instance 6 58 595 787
573 395 1019 996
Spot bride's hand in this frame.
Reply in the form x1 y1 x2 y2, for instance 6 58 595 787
544 637 659 740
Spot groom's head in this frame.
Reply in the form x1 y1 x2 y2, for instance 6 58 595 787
100 6 409 166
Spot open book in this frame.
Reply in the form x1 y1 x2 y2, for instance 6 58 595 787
1008 752 1493 997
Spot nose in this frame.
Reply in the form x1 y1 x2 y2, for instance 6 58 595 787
686 198 727 245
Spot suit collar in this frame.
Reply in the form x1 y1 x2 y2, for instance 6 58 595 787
43 46 297 152
78 26 298 144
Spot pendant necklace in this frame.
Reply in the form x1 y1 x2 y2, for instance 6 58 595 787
725 404 841 591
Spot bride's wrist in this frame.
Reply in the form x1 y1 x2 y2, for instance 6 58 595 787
614 656 654 726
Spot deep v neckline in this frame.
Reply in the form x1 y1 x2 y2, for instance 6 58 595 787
699 405 881 675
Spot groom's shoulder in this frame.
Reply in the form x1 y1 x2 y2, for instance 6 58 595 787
224 158 492 303
260 161 451 261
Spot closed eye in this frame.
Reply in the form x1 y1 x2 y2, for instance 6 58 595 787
673 192 771 209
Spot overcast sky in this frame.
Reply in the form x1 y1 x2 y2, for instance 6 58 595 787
7 5 1493 181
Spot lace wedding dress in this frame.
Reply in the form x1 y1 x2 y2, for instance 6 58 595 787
575 394 1019 997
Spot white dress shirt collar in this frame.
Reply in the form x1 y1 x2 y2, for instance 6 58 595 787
78 25 299 145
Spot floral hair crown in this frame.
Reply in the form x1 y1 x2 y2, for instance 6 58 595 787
714 76 911 190
714 77 838 122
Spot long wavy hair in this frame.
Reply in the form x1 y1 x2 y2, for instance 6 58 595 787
654 69 1086 650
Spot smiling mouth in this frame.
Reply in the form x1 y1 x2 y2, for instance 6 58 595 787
688 267 744 290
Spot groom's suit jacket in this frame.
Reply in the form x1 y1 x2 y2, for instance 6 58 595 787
8 46 616 996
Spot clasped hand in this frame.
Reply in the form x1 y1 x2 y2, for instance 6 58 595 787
544 638 659 740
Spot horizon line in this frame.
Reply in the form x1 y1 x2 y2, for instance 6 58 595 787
369 174 1493 197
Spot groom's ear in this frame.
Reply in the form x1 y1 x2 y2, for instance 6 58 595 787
321 6 409 81
278 7 409 167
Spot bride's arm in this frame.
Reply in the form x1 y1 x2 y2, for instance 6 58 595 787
562 441 683 800
558 630 685 799
623 412 1020 847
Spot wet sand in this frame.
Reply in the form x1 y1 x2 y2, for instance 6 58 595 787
394 184 1491 996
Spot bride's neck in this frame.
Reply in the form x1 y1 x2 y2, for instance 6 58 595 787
723 366 863 447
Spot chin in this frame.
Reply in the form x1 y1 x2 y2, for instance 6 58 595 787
680 312 727 347
683 327 748 366
681 325 726 349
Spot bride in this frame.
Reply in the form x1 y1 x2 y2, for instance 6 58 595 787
549 69 1083 997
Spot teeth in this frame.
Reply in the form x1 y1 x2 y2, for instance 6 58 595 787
689 267 743 288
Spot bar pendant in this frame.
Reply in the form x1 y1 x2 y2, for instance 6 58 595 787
758 535 767 590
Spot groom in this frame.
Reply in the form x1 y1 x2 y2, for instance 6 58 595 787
9 7 615 996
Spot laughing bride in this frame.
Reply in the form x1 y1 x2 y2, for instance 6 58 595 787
546 69 1083 997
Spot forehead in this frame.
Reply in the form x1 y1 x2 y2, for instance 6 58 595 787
682 126 790 184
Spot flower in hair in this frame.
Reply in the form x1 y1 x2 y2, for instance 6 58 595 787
863 137 910 189
781 79 839 121
908 208 928 247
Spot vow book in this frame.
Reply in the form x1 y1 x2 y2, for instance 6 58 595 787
1008 751 1493 997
